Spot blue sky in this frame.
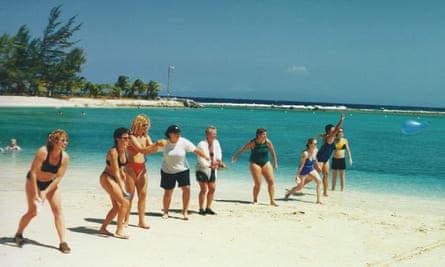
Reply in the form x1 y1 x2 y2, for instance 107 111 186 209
1 0 444 108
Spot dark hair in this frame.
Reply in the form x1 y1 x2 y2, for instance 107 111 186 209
114 127 129 146
165 125 181 138
325 124 334 134
256 128 267 138
306 138 317 149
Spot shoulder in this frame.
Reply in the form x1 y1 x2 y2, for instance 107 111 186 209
180 137 194 145
62 150 70 160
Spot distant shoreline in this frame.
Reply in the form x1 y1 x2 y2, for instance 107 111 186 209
0 96 202 108
201 102 445 116
0 95 444 116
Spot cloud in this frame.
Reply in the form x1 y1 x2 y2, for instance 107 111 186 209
286 65 309 76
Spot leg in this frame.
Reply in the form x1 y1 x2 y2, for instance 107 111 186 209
123 169 136 227
181 185 190 220
249 163 262 204
285 176 303 200
262 163 278 206
46 188 66 244
162 189 173 218
309 171 323 204
198 182 207 214
15 180 39 245
321 162 330 197
331 169 338 191
340 169 346 192
100 175 129 238
206 182 216 210
135 171 149 228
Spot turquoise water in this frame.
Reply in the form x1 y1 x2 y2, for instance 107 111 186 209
1 106 444 201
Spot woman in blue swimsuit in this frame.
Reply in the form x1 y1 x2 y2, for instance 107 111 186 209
15 129 71 253
285 138 322 204
310 114 345 197
231 128 278 206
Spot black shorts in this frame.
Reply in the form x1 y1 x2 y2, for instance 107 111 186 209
160 169 190 189
332 158 346 170
196 170 216 183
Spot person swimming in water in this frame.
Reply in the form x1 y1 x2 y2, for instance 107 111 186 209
5 138 22 151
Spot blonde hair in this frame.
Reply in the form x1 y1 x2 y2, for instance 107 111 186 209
47 129 68 150
130 114 150 136
205 125 217 134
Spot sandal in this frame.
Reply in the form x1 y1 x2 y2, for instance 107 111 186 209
59 242 71 253
14 233 24 247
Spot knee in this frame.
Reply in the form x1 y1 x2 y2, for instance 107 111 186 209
138 191 147 199
122 199 130 209
28 209 38 218
182 186 190 193
208 187 216 194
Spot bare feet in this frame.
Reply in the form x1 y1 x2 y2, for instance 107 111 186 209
99 229 113 236
114 232 129 239
284 193 290 201
138 223 151 229
162 213 169 219
182 213 189 221
270 201 279 207
316 201 323 205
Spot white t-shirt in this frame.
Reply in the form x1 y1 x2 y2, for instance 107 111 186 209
161 137 196 174
196 139 222 178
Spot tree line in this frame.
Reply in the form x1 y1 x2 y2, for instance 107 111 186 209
0 6 161 99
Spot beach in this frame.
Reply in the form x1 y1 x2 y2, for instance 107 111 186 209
1 96 445 267
1 185 445 267
0 96 201 108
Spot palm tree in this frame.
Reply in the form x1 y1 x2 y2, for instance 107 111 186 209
145 80 160 99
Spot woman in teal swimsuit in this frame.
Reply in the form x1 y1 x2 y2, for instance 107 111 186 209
232 128 278 206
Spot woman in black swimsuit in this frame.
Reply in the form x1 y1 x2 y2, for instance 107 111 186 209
14 129 71 253
99 127 131 239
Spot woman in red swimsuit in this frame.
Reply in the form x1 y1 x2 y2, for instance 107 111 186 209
125 114 163 229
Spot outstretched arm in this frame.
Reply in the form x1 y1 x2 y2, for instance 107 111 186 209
194 148 210 162
231 141 253 163
327 114 345 142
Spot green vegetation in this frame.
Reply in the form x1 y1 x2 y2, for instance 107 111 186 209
0 5 161 99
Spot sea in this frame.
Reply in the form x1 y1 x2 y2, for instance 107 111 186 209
1 98 444 214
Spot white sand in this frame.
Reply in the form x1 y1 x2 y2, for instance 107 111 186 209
1 186 444 267
0 96 188 108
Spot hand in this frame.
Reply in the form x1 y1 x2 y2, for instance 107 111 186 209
40 190 47 204
156 139 167 147
231 156 237 163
